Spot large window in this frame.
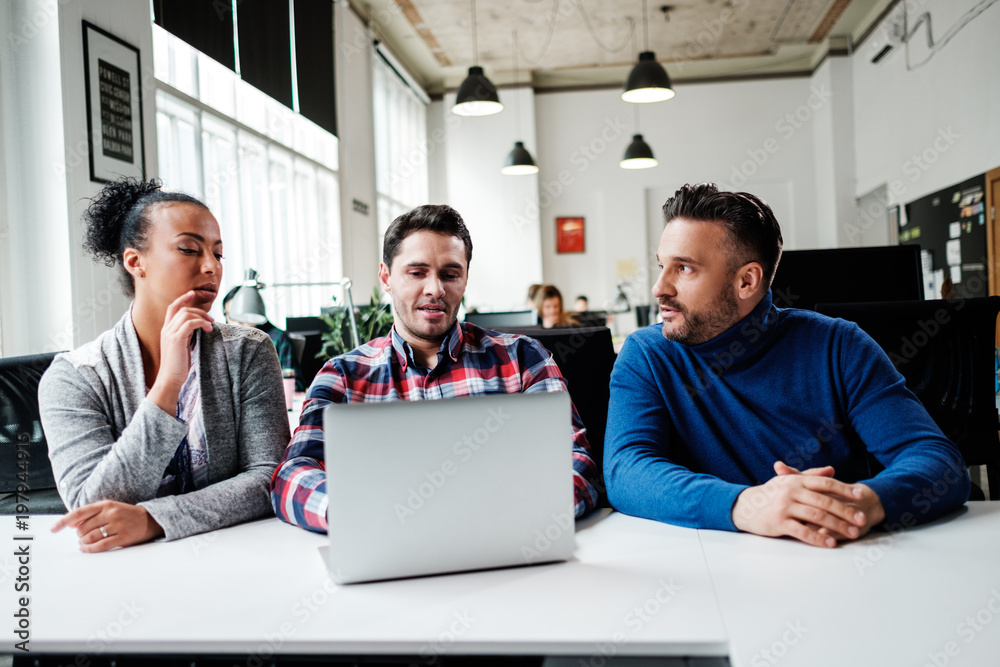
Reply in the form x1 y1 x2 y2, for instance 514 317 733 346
154 26 342 328
373 49 428 249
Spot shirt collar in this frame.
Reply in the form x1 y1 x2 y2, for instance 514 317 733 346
390 321 463 372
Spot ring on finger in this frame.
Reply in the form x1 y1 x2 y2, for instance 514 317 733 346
100 525 109 539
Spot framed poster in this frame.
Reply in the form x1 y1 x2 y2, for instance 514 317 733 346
82 21 145 183
556 216 585 254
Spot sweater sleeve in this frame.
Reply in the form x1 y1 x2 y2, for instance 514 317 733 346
39 357 189 510
838 323 969 526
138 335 289 540
604 335 747 531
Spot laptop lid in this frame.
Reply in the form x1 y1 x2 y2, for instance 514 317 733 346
324 391 576 584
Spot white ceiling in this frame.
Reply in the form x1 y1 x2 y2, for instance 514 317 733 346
355 0 895 94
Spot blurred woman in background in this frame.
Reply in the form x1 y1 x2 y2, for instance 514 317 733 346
536 285 579 329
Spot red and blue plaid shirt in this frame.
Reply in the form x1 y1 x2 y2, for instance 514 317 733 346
270 321 600 533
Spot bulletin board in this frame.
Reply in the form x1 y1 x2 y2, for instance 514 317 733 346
900 174 987 299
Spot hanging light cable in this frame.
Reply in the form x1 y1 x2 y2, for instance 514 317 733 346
502 28 539 175
452 0 504 116
621 0 675 103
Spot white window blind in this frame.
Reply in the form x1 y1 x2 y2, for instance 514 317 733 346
373 48 429 256
153 25 342 328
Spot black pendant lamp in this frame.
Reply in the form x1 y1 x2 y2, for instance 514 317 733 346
620 134 658 169
501 30 539 175
452 0 503 116
621 1 675 103
502 141 538 175
620 104 657 170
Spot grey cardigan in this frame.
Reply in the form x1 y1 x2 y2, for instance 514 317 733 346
38 309 290 540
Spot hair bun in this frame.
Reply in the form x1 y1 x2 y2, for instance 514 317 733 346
82 177 162 265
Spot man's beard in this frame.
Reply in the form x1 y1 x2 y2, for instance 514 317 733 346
660 285 741 345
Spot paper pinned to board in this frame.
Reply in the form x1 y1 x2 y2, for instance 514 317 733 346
946 238 962 266
949 222 961 239
931 269 944 297
950 266 962 285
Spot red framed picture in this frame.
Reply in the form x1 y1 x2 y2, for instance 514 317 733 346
556 217 585 253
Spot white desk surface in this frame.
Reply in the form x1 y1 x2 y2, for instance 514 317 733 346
702 501 1000 667
6 504 1000 663
5 509 727 657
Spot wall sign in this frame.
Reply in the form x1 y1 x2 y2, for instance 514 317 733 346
82 21 145 183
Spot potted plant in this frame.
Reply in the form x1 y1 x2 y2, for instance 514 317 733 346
317 288 394 360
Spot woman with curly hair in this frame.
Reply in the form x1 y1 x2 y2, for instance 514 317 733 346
39 178 289 552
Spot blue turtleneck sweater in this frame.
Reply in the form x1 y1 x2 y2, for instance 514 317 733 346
604 291 969 531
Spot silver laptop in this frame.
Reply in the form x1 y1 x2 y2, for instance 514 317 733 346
323 391 576 584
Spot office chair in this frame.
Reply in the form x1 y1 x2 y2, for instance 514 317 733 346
817 297 1000 500
0 352 67 514
286 316 334 390
490 325 616 506
773 245 924 310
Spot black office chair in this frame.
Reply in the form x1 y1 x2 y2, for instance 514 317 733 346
287 332 307 392
0 352 67 514
773 245 924 310
817 297 1000 500
491 325 616 506
286 316 334 390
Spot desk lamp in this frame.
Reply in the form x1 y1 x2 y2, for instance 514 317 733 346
229 269 361 349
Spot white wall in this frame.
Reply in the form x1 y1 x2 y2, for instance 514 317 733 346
533 75 836 311
853 0 1000 207
336 4 379 302
811 56 857 248
427 100 450 205
0 0 152 356
432 86 544 312
59 1 158 349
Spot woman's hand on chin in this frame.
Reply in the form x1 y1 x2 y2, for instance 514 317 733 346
147 291 214 414
51 500 165 552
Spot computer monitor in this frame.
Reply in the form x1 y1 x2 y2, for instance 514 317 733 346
573 311 609 328
465 310 538 328
769 245 924 311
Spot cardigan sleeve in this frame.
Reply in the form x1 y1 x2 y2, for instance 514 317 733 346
138 333 290 540
39 357 190 510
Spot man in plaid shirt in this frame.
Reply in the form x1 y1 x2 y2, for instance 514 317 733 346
271 204 600 533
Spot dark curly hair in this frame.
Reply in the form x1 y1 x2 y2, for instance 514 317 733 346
82 178 207 297
662 183 784 289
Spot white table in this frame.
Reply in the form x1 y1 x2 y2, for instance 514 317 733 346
702 501 1000 667
3 504 999 665
2 509 727 659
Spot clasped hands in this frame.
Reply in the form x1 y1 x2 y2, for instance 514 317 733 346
732 461 885 548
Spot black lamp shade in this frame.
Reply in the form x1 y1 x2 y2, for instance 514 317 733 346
452 66 504 116
501 141 539 175
620 134 658 170
622 52 675 103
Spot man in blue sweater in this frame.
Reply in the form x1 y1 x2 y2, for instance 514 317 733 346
605 183 969 548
